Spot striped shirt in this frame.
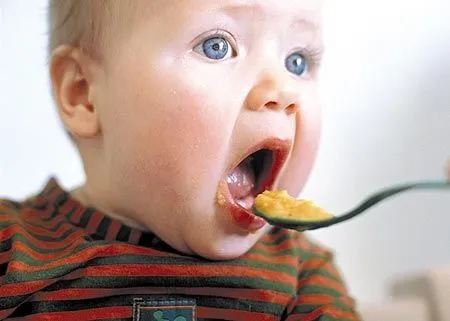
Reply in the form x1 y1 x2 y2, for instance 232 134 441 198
0 178 360 320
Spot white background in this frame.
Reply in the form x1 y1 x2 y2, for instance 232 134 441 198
1 0 449 305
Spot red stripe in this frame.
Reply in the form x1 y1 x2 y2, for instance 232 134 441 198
70 206 85 224
19 220 73 238
292 293 334 305
261 228 288 242
128 228 141 244
0 225 84 250
9 307 131 321
22 212 68 230
0 240 81 264
245 252 297 266
84 210 103 236
0 308 16 320
33 286 291 305
300 258 344 282
198 306 278 321
0 250 11 264
0 212 20 224
288 305 358 321
105 219 121 241
7 261 297 287
0 279 55 297
0 269 90 297
4 244 178 274
253 238 298 253
80 264 296 283
298 274 348 295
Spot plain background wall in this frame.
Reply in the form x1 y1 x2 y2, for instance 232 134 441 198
1 0 449 305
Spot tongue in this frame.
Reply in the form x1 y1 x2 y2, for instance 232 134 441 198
227 160 256 199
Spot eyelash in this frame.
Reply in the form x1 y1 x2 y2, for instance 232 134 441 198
194 30 323 72
193 29 239 59
291 47 323 74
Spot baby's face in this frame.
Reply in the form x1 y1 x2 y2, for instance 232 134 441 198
89 0 322 259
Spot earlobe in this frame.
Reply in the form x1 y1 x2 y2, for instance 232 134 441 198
50 45 101 139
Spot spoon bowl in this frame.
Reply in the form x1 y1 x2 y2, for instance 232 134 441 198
252 180 450 231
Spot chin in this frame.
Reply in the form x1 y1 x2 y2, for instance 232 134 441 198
183 226 271 261
192 244 251 261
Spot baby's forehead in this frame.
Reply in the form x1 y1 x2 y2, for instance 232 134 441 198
49 0 321 59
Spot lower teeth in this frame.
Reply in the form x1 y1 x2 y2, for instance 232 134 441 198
236 196 254 210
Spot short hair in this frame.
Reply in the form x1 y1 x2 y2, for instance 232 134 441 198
48 0 118 58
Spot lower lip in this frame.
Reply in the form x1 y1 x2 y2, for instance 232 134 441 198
217 181 267 232
218 138 292 232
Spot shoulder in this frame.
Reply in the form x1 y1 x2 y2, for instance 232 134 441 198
0 197 30 228
0 198 23 215
0 194 52 227
0 195 89 261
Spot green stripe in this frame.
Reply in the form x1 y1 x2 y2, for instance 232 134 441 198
18 217 71 233
248 247 298 257
291 300 354 314
8 271 296 294
4 246 299 278
290 303 356 321
0 221 78 242
260 230 292 246
0 234 91 254
298 284 343 297
302 266 343 284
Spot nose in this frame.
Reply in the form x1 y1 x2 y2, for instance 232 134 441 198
245 73 299 115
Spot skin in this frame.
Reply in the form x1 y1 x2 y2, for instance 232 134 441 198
50 0 323 260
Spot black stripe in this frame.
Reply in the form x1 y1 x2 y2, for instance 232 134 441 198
25 200 49 211
4 248 299 281
0 200 22 212
77 208 96 229
8 293 284 318
52 192 68 207
261 231 293 246
41 201 68 222
0 222 78 242
0 237 12 252
5 263 296 296
116 225 131 242
22 217 73 233
0 262 7 276
95 216 111 239
137 232 156 247
37 274 296 296
0 235 90 254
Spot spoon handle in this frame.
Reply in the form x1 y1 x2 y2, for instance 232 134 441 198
304 180 450 231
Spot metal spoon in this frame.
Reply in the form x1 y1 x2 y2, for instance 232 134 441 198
252 180 450 231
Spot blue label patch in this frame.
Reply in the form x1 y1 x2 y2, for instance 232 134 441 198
133 298 196 321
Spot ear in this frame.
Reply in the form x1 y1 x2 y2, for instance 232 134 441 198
49 45 101 138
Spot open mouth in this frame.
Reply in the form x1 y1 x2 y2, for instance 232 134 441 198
227 149 275 210
218 138 292 232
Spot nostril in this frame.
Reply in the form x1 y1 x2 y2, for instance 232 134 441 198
285 104 298 115
265 101 278 109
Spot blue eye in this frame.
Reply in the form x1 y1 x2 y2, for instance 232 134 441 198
285 53 308 76
197 36 234 60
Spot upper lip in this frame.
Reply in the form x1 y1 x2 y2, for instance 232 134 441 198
227 137 292 194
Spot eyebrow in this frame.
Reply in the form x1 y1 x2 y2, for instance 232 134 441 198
218 2 319 31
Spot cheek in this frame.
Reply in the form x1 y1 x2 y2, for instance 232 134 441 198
102 68 232 196
278 93 322 197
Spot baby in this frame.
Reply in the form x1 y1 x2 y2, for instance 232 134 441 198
0 0 361 320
